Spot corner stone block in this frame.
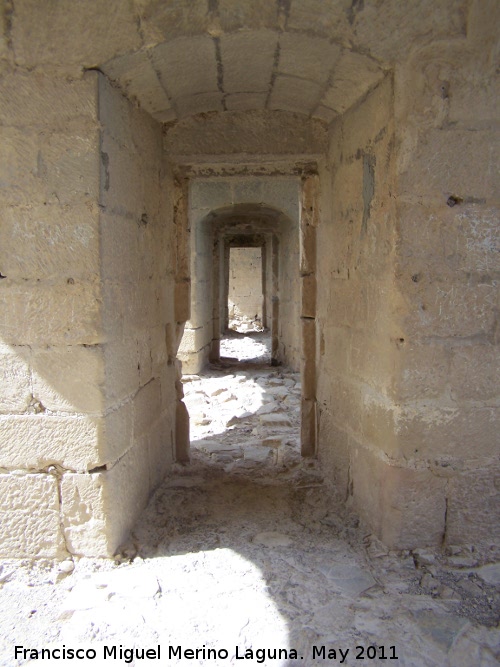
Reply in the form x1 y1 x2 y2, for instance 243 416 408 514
0 473 66 558
0 281 102 346
0 203 100 282
395 404 498 461
351 447 447 549
133 378 161 439
61 472 111 557
0 414 101 471
31 345 105 413
449 343 500 401
401 280 498 338
62 437 151 557
0 345 32 413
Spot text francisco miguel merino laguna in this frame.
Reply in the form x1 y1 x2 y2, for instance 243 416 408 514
15 643 400 663
15 645 302 663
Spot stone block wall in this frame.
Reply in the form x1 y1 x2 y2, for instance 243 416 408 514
390 6 500 546
89 76 176 556
316 74 404 542
0 70 102 557
0 71 178 558
317 2 500 549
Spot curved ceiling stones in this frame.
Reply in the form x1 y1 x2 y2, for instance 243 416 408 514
101 29 386 123
12 0 467 124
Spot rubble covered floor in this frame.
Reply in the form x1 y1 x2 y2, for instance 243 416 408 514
1 334 499 666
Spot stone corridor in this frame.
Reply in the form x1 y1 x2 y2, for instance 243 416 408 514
0 0 499 663
1 338 499 666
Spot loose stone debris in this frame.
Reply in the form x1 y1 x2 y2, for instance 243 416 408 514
0 333 498 666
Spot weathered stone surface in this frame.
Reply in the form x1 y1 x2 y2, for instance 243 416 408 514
220 30 276 94
301 274 316 318
0 125 100 207
11 0 141 72
449 343 500 401
152 36 218 102
259 413 291 427
62 434 153 557
0 473 65 558
446 467 500 546
1 204 100 282
31 346 104 413
61 472 109 557
301 318 316 400
321 51 385 115
301 398 317 457
164 110 328 157
397 203 500 274
101 51 173 119
398 128 499 201
351 447 447 548
278 33 341 86
253 531 292 547
0 414 102 470
0 70 98 128
0 345 31 413
269 75 323 115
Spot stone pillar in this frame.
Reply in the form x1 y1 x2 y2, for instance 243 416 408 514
300 175 319 456
271 234 280 365
210 234 221 362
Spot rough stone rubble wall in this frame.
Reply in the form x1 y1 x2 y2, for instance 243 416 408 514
228 248 263 328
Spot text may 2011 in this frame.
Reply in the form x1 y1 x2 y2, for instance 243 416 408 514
15 643 399 663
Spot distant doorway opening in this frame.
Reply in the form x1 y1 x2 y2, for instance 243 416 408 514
228 247 264 334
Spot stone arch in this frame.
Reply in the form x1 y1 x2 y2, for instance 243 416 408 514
180 201 298 374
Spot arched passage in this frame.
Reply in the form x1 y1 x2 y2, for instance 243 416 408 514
1 1 497 558
180 196 301 374
178 176 319 461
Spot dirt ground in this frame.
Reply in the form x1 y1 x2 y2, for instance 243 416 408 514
0 332 499 666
